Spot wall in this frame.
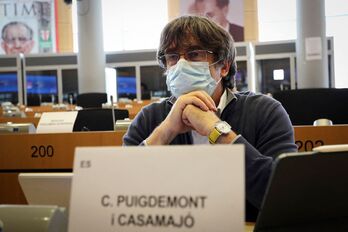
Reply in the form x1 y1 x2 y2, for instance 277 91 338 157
56 0 259 53
56 0 73 52
167 0 259 42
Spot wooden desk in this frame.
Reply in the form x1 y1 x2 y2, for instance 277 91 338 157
0 117 40 127
1 125 348 206
294 125 348 151
0 131 125 204
0 100 156 127
0 131 125 170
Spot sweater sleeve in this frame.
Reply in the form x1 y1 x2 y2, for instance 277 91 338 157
123 107 150 146
123 101 168 146
235 97 298 209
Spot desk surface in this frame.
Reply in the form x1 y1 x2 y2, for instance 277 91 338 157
1 100 157 120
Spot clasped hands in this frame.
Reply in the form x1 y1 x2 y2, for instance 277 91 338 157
164 91 220 137
146 90 237 145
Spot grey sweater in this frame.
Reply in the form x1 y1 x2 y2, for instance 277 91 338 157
123 91 297 220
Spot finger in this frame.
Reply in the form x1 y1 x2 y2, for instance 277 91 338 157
177 95 209 111
189 97 211 111
182 111 193 128
188 91 217 111
182 118 192 127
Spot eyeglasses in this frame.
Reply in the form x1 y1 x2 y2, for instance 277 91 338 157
4 37 31 45
158 50 215 68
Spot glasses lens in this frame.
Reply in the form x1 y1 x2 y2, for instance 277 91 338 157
165 54 179 67
187 50 207 62
5 37 29 45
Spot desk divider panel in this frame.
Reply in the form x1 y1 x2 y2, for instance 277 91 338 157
1 125 348 205
0 131 125 171
293 125 348 152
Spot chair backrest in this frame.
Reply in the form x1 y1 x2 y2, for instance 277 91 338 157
27 94 41 106
76 92 107 108
272 88 348 125
73 108 129 131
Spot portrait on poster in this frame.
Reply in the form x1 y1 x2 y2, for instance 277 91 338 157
180 0 244 42
0 0 57 55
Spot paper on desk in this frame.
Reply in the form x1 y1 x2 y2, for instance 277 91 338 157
36 111 78 133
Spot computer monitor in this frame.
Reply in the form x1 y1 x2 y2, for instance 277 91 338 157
62 69 79 104
117 76 136 99
140 65 169 99
235 61 248 91
254 149 348 232
0 72 18 103
259 58 291 94
26 74 58 95
25 70 58 104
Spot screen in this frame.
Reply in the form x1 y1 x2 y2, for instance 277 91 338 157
0 73 18 93
260 58 291 94
117 76 136 98
26 74 58 94
62 69 79 104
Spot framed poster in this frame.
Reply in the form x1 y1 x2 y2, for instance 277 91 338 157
180 0 244 42
0 0 57 55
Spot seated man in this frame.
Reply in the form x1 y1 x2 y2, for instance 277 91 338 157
123 15 297 221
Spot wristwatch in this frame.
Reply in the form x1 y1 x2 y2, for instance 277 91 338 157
208 121 232 144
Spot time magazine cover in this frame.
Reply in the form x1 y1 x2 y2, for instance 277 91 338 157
0 0 57 55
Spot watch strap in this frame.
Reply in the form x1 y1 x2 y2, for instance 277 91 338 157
208 127 222 144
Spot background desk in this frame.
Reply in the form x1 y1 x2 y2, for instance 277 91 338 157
294 125 348 151
0 131 125 204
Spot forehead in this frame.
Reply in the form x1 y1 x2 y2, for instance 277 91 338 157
5 25 29 36
166 34 204 52
204 0 218 8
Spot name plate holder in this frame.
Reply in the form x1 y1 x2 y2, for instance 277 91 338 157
36 111 78 133
69 145 245 232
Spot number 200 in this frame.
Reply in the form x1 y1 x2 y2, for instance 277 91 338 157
31 145 54 158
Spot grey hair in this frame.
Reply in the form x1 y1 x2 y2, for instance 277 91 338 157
1 21 33 40
157 15 236 88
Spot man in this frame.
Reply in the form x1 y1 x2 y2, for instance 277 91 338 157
1 21 35 55
123 16 297 221
188 0 244 42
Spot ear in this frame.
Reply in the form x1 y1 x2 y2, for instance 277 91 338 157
220 61 231 79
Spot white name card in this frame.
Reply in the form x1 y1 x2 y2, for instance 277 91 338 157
68 145 245 232
36 111 78 133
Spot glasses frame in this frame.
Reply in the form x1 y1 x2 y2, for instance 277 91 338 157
4 37 32 46
158 49 215 68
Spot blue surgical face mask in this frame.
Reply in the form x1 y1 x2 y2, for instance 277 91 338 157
166 59 220 98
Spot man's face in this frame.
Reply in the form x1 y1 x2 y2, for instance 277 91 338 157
1 24 34 55
166 35 223 83
201 0 228 26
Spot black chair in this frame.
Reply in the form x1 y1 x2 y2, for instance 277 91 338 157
26 94 41 106
73 108 129 131
272 88 348 125
76 92 107 108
